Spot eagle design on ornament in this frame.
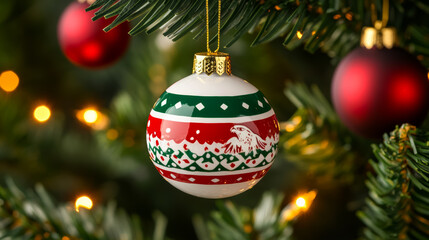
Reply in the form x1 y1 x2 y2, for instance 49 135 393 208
222 125 267 155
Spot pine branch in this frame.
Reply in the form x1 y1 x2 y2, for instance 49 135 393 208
358 124 429 240
88 0 429 62
193 191 316 240
96 38 163 157
0 179 316 240
0 178 166 240
279 82 361 181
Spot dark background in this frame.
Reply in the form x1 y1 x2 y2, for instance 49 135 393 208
0 0 392 239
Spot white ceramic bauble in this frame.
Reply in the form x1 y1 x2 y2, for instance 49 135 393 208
146 53 280 198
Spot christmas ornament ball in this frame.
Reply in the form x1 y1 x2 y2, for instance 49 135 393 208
57 2 130 69
146 53 280 199
332 47 429 139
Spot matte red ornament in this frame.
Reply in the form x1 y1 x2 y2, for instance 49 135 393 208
57 2 130 69
332 47 429 139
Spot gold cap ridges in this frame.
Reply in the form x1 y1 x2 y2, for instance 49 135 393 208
192 52 231 76
361 22 397 49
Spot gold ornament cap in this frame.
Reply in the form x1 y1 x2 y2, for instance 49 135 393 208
192 52 231 76
360 21 398 49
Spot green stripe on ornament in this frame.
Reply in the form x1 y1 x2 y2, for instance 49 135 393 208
153 91 272 118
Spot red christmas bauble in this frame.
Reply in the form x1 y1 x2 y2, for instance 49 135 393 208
332 47 429 139
57 2 130 69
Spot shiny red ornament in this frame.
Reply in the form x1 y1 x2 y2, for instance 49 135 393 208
57 2 130 69
332 47 429 139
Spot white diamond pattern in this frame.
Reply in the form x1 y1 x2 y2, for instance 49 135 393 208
220 103 228 110
161 99 167 106
258 100 263 107
175 101 182 109
242 102 249 109
196 103 205 111
211 178 220 183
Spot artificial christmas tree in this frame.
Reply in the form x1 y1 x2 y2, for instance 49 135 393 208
1 0 429 239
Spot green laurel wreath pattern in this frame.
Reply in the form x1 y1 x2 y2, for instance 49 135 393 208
148 143 278 172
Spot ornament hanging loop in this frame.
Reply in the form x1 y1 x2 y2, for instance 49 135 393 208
206 0 221 54
361 0 397 49
370 0 389 29
193 0 231 76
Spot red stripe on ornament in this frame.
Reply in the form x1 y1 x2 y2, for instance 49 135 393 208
154 166 272 185
147 114 279 144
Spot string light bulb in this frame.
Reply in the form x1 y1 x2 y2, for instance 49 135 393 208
76 107 109 130
75 196 93 212
33 105 51 123
294 190 317 211
280 190 317 222
83 109 98 123
295 197 306 208
0 70 19 92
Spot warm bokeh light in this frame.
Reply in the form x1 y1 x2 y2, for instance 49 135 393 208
285 124 295 132
243 224 252 233
76 107 109 130
106 129 119 140
33 105 51 122
294 190 317 211
75 196 93 212
83 109 98 123
296 197 306 208
280 190 318 222
345 12 353 21
296 31 303 39
0 70 19 92
281 116 302 133
124 136 135 147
